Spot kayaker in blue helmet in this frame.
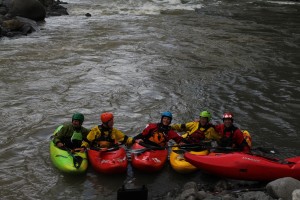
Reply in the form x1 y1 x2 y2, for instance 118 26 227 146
133 111 185 147
171 110 221 144
53 113 90 152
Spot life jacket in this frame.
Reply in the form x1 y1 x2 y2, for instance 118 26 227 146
93 125 116 148
185 123 213 144
70 129 83 148
219 126 238 147
219 126 252 148
242 130 252 147
147 123 168 147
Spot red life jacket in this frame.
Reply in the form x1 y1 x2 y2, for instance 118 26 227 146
185 123 213 144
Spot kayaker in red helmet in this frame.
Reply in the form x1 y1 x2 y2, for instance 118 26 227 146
214 112 250 153
81 112 133 149
53 113 90 152
133 111 185 147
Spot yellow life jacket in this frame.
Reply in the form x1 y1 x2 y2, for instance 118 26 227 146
242 130 252 147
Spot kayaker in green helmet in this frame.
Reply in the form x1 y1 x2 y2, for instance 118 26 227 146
52 113 90 152
171 110 221 145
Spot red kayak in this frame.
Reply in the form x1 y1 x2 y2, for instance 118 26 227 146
87 147 128 174
184 152 300 181
131 143 168 172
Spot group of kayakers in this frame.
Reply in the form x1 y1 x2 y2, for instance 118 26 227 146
52 110 251 153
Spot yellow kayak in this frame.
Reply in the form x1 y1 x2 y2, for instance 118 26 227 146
170 147 209 174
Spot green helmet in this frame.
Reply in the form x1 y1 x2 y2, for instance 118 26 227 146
199 111 211 121
72 113 84 123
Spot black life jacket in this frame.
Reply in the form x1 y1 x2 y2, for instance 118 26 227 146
92 125 115 147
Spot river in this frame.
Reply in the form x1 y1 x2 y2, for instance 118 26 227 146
0 0 299 199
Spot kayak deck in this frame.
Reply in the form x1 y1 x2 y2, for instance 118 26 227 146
170 147 208 174
184 152 300 181
131 143 168 172
50 141 88 174
88 147 128 174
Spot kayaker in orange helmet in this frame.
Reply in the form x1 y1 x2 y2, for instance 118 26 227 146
214 112 250 153
81 112 133 149
171 110 221 144
53 113 90 152
133 111 185 147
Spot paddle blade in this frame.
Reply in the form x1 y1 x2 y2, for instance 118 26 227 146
73 156 83 169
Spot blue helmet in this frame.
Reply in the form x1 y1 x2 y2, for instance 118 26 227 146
161 111 173 120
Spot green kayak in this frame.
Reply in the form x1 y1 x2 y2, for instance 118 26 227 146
50 125 88 174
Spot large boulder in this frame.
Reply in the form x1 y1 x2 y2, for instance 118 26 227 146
266 177 300 200
7 0 46 21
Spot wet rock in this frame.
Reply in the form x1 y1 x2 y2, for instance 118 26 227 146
292 189 300 200
45 0 68 17
1 0 68 37
0 6 7 15
183 181 198 191
238 191 274 200
7 0 46 21
214 180 232 192
2 17 21 30
266 177 300 200
195 190 207 199
180 188 197 200
0 16 37 36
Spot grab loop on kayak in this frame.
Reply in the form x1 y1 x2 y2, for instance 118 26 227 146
73 155 83 169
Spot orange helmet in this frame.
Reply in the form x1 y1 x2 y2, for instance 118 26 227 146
100 112 114 123
223 112 233 121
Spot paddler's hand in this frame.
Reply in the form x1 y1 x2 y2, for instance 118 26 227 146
56 142 64 148
73 147 85 153
134 139 144 144
178 141 186 146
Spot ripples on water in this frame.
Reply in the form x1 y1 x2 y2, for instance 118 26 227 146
0 0 299 199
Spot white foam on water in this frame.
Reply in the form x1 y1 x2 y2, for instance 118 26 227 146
64 0 203 16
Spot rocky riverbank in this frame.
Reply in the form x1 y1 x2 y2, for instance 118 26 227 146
160 177 300 200
0 0 68 38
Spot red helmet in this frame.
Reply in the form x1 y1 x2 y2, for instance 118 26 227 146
223 112 233 120
100 112 114 123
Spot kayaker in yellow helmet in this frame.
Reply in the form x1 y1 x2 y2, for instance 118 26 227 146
81 112 133 149
171 110 221 144
215 112 251 153
133 111 185 147
53 113 90 152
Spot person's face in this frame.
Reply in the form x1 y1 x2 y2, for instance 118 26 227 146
199 117 208 126
162 116 171 126
107 118 114 128
72 120 81 128
224 118 233 127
